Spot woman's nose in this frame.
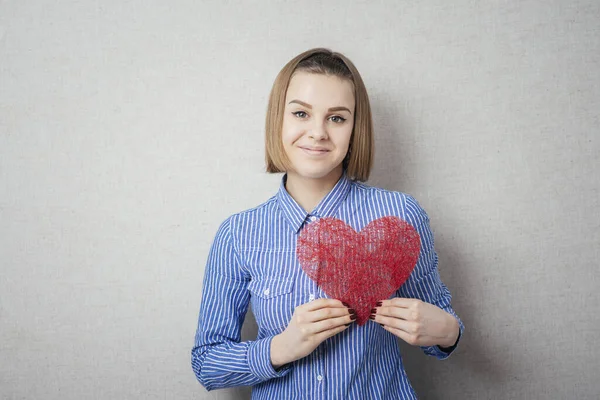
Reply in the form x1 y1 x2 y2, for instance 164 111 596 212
309 121 328 140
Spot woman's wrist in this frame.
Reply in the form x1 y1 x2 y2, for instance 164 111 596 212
270 333 290 369
438 315 460 349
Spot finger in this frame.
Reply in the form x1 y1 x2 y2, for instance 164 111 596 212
311 314 355 334
382 324 417 346
307 306 353 323
374 305 412 320
374 314 417 334
302 298 346 312
314 323 348 343
379 298 420 309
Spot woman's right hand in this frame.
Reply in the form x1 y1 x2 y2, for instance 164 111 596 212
270 299 356 368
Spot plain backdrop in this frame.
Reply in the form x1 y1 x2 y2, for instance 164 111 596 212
1 1 599 399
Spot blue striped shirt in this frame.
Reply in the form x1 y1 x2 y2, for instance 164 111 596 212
192 173 464 399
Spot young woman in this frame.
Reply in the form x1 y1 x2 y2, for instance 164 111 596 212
191 48 464 399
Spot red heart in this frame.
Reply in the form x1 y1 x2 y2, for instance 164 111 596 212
297 216 421 325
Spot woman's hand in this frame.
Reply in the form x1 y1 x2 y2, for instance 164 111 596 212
270 299 355 368
371 298 459 348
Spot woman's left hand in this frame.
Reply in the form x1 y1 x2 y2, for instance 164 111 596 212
371 298 460 348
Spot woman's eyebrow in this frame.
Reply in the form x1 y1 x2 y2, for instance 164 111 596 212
328 106 352 114
288 100 352 114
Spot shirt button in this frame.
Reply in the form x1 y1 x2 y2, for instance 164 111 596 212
309 216 317 222
263 288 270 296
309 294 315 301
317 375 323 382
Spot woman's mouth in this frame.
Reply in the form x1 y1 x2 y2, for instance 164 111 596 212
299 146 330 156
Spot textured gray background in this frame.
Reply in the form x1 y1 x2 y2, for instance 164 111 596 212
1 1 599 399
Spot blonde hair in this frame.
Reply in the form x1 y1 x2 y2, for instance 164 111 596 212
265 48 374 182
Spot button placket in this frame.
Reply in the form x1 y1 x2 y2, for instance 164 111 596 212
316 346 325 385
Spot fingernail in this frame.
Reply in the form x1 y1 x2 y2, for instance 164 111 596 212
342 302 349 307
348 309 355 314
345 323 351 327
369 314 375 320
370 308 376 314
350 314 357 320
379 323 384 327
376 301 382 307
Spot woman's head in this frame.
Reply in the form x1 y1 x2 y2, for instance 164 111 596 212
265 48 374 182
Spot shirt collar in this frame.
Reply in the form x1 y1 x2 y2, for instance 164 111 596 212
276 172 352 234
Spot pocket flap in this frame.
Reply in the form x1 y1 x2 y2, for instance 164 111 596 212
248 277 294 299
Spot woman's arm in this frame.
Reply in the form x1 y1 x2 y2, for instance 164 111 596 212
372 195 464 359
191 217 291 391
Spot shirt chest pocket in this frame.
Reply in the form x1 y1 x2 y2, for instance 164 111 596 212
248 277 295 335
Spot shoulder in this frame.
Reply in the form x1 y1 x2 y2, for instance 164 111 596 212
351 181 428 221
214 196 278 239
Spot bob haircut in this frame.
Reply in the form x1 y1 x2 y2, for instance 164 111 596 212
265 48 374 182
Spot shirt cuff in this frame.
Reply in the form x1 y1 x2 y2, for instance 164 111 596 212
247 336 292 381
423 318 464 360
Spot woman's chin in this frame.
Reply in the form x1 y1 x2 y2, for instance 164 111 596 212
289 165 343 181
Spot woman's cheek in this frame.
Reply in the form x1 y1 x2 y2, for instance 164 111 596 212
282 126 305 145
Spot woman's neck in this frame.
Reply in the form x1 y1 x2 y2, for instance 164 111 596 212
285 167 344 213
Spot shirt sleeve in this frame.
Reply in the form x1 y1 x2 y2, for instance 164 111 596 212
396 195 465 360
191 216 291 391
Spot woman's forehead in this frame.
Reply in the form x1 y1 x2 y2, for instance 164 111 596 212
285 72 355 108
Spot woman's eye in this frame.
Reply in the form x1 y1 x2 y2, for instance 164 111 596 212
292 111 308 118
330 115 346 123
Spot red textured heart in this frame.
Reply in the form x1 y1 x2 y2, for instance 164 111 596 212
297 216 421 325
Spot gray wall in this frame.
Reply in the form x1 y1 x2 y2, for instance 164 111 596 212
1 1 599 399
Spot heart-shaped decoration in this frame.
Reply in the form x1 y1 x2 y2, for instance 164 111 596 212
297 216 421 325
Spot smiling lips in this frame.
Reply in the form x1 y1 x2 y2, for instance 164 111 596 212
300 146 330 155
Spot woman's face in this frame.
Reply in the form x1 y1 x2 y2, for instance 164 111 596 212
281 71 355 181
